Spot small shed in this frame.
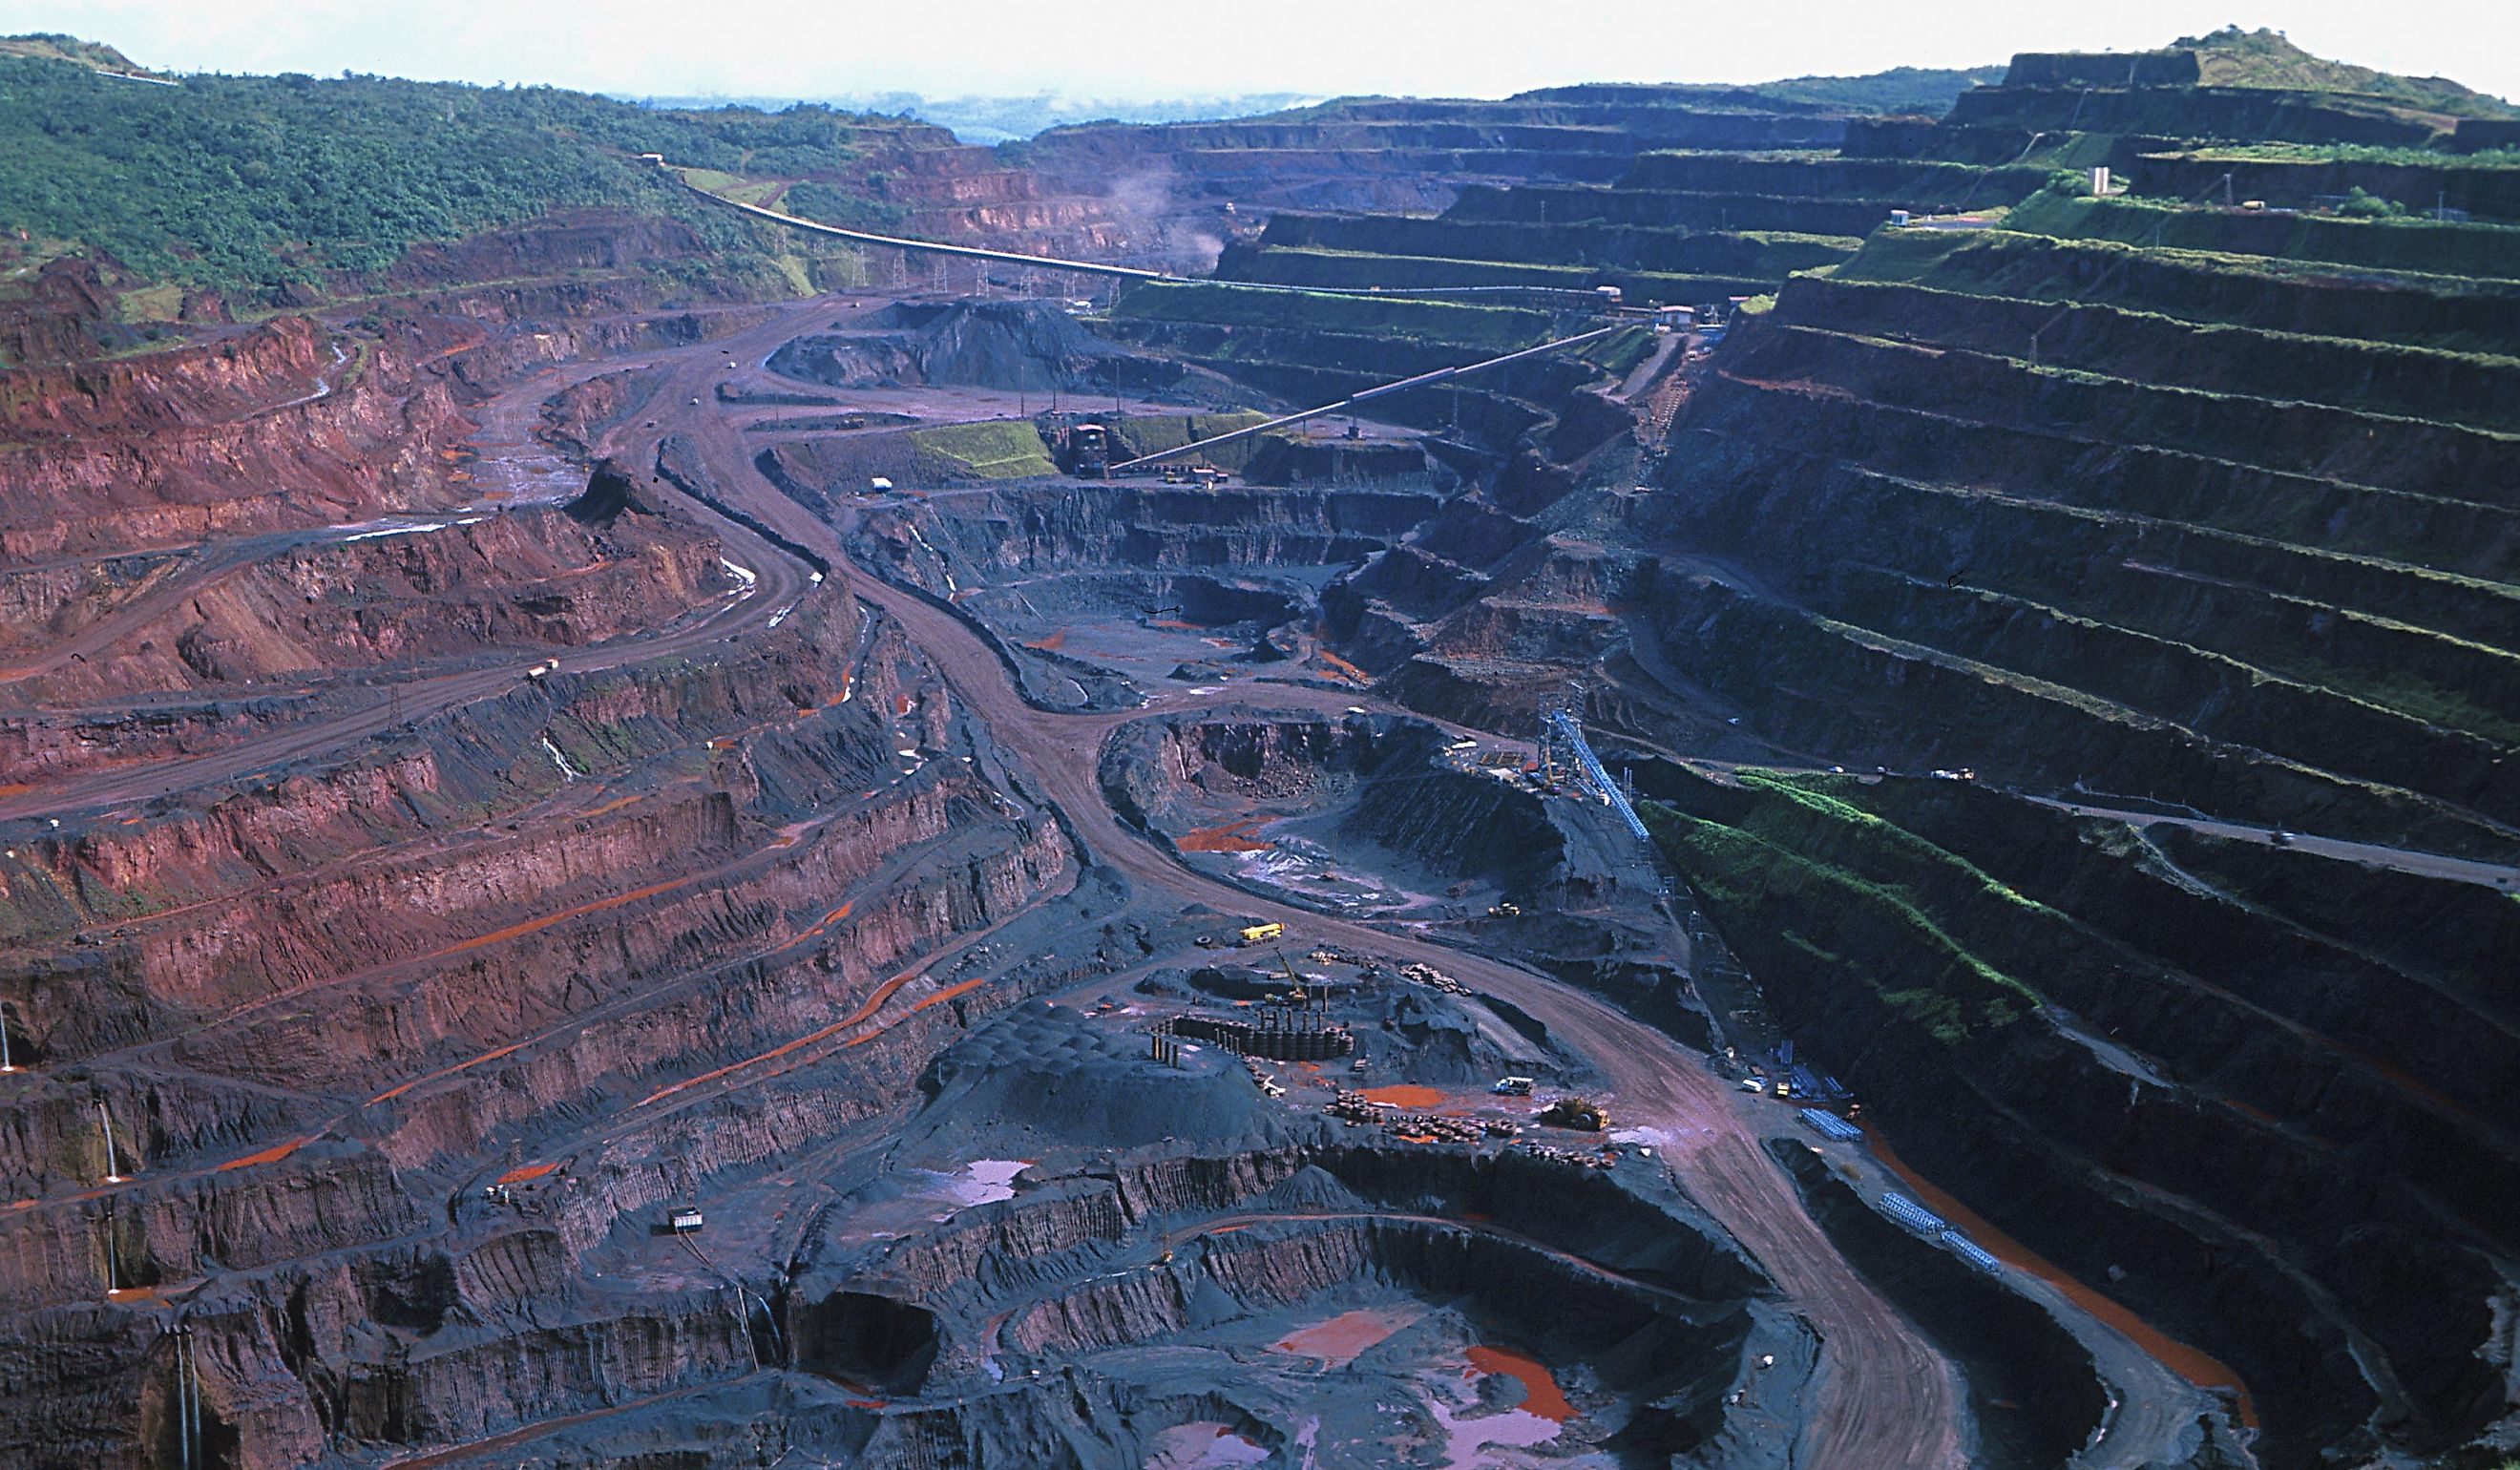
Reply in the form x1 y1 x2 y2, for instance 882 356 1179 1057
667 1205 704 1234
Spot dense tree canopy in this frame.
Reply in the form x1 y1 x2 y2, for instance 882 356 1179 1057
0 52 943 294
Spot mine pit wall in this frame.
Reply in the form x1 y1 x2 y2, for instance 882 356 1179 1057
373 212 720 296
2 601 875 1056
1098 712 1566 897
1783 274 2520 433
235 776 991 1107
848 1144 1767 1331
0 658 1080 1459
802 1146 1782 1459
839 1380 1269 1470
1876 229 2520 347
0 550 184 656
0 1068 311 1201
94 1264 758 1466
0 229 789 563
5 787 1063 1452
1001 1213 1752 1419
1636 306 2520 842
853 481 1447 582
1637 767 2518 1461
0 324 468 562
2131 153 2520 222
538 811 1074 1256
1698 934 2380 1460
1737 323 2520 504
123 763 1046 1172
327 1289 757 1450
0 694 308 789
0 317 339 440
0 1141 425 1312
536 364 674 459
1620 555 2509 858
2144 825 2520 1008
3 602 976 1125
1681 372 2519 606
19 511 731 708
970 571 1307 636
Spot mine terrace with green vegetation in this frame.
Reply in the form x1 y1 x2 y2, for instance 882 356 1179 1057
1 17 2516 1470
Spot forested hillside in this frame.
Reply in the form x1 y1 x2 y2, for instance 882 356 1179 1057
0 45 944 298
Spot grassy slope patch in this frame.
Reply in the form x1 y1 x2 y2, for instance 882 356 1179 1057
907 420 1056 479
2002 193 2520 282
1644 768 2046 1044
1112 280 1553 353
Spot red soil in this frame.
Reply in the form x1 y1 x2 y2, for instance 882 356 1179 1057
1467 1345 1575 1422
217 1137 308 1171
1361 1084 1448 1108
1180 817 1273 853
908 976 986 1014
1313 649 1372 685
1274 1308 1405 1368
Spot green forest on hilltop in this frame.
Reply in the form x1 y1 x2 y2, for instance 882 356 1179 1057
0 43 939 299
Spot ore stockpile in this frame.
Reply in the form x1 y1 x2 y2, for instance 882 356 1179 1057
4 26 2519 1470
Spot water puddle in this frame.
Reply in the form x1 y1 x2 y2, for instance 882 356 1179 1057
841 1159 1031 1238
1428 1398 1563 1464
1421 1343 1572 1466
937 1158 1028 1208
1145 1422 1270 1468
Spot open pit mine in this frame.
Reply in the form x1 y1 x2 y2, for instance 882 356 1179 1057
3 23 2518 1470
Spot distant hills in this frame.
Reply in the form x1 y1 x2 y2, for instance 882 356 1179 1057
644 69 2012 147
639 92 1328 145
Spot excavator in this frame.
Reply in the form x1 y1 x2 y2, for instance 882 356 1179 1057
1276 950 1329 1016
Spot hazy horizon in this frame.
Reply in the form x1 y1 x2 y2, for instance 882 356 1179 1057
6 0 2513 108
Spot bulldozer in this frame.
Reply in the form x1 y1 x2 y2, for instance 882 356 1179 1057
1535 1096 1609 1131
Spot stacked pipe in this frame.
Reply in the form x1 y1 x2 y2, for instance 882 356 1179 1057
1170 1014 1354 1061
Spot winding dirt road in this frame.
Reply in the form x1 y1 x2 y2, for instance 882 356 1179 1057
629 326 1968 1470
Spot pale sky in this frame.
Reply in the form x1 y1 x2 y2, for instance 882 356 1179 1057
5 0 2513 106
